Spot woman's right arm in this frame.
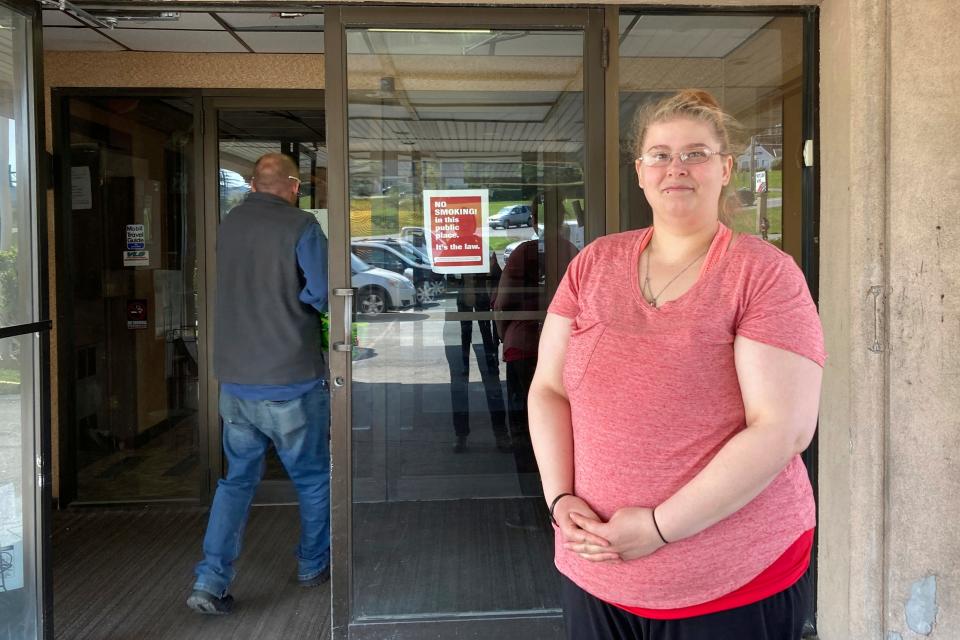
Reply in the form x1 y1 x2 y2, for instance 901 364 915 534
529 313 614 554
529 312 575 504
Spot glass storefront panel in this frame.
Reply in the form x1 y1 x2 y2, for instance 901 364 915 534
346 26 585 622
65 96 200 502
0 333 39 637
0 4 42 637
618 14 806 261
0 4 37 332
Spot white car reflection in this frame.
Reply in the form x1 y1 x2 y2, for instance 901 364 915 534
352 254 416 316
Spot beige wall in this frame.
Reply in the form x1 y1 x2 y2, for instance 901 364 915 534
40 1 960 637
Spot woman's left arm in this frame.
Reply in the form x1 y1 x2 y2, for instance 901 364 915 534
654 335 823 542
569 335 822 560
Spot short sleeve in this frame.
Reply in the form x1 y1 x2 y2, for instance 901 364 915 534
736 255 826 366
548 249 586 318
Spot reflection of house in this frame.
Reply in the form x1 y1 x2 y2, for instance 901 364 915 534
737 145 778 171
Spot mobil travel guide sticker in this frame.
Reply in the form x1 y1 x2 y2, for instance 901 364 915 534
422 189 490 274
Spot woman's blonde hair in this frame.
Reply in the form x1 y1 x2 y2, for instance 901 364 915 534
630 89 745 223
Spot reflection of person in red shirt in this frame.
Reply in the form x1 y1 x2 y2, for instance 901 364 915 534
493 193 578 493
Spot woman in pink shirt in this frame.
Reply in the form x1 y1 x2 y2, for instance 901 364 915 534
529 90 825 639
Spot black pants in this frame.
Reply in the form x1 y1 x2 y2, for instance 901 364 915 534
561 571 811 640
445 295 507 439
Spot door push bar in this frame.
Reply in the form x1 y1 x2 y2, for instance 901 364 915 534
332 288 355 353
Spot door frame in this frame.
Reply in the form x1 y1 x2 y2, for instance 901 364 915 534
0 0 52 636
200 92 326 504
323 6 606 638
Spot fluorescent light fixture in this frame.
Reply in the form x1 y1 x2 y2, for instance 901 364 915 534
369 28 491 34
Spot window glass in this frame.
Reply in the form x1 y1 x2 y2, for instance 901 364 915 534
0 7 41 639
66 96 199 501
618 14 806 260
0 8 36 329
346 25 585 623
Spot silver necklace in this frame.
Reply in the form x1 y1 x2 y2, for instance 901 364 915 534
642 243 709 308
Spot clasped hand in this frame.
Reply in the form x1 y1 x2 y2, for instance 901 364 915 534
555 497 667 562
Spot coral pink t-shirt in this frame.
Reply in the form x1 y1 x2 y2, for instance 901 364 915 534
547 225 825 610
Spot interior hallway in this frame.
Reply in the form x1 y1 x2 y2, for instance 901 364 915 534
53 506 330 640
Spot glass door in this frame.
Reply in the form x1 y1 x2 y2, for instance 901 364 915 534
204 95 327 502
59 94 202 503
0 1 50 638
326 7 603 638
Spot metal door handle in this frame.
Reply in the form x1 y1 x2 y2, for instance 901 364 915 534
332 287 354 353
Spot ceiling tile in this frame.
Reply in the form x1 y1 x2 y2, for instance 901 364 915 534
619 14 771 58
43 27 124 51
100 29 247 52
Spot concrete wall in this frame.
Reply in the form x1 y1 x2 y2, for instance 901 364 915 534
817 0 887 636
884 1 960 638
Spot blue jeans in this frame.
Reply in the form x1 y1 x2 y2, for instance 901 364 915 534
193 384 330 597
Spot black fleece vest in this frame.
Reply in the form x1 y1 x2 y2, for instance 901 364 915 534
214 192 325 384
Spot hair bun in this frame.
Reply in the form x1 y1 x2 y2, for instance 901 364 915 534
676 89 722 110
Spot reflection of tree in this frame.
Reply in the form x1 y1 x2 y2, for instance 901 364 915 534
0 246 19 365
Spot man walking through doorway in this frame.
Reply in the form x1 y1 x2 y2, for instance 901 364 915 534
188 153 330 615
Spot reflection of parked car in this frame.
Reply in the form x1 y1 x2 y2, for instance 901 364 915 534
352 240 446 303
352 254 415 315
489 204 533 229
501 221 584 263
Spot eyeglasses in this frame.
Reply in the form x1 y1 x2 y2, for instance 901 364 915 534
288 175 302 185
637 147 723 167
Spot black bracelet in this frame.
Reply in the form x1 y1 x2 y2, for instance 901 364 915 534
651 507 669 544
548 492 575 525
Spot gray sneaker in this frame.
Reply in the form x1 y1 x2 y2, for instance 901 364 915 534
186 589 234 615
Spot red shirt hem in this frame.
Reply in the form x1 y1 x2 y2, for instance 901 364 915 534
609 528 814 620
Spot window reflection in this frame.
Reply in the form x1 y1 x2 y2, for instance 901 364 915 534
66 96 199 502
618 14 805 260
346 27 584 621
